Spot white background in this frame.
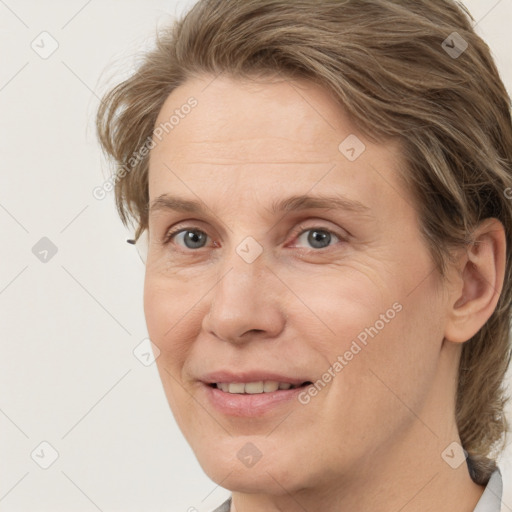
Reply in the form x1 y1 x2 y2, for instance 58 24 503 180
0 1 511 510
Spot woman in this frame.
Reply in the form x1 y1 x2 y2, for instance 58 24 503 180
96 1 512 510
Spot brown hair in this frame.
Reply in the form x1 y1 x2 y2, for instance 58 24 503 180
96 0 512 484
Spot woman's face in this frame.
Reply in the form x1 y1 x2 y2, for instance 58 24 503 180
144 75 454 493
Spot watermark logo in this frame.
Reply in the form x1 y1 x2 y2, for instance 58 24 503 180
441 441 467 469
442 32 468 59
133 338 161 366
339 134 366 162
32 237 58 263
236 236 264 264
31 31 59 59
31 441 59 469
237 442 263 468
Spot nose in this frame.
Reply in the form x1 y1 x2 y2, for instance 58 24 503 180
201 248 287 344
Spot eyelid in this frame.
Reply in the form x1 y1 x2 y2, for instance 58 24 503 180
289 223 347 248
163 220 348 252
161 220 210 245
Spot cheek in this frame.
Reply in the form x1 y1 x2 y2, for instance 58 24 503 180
143 275 197 368
280 262 401 355
325 279 444 431
143 278 170 343
288 254 444 406
144 277 200 429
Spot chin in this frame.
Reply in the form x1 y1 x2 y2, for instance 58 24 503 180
192 436 307 494
208 465 301 496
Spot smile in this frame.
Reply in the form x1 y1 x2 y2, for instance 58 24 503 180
213 381 310 394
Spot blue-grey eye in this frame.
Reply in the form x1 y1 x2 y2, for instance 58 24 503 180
297 229 339 249
176 230 208 249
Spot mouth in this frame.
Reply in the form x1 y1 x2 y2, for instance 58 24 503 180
209 380 313 394
199 370 315 416
201 377 314 417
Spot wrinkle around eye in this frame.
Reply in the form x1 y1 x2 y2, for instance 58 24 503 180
160 225 348 258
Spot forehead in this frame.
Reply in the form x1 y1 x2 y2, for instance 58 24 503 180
151 75 362 163
147 74 408 215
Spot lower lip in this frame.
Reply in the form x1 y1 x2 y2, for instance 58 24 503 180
202 383 308 417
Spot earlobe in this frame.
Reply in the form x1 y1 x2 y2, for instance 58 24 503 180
444 218 506 344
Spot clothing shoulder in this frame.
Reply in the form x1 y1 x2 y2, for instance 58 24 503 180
210 497 231 512
473 468 503 512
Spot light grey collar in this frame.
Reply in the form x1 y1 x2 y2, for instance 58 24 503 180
473 468 503 512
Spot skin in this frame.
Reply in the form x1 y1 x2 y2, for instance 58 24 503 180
143 74 506 512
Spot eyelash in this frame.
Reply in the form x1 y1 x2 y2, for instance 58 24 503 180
161 223 347 253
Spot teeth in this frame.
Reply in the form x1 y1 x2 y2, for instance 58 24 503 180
245 381 264 394
228 383 245 394
216 381 300 394
263 381 280 392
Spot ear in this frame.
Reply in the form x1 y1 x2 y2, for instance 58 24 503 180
444 218 506 344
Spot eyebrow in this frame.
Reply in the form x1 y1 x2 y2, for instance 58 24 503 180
149 193 372 217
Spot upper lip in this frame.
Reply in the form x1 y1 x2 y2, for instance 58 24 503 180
200 370 311 386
